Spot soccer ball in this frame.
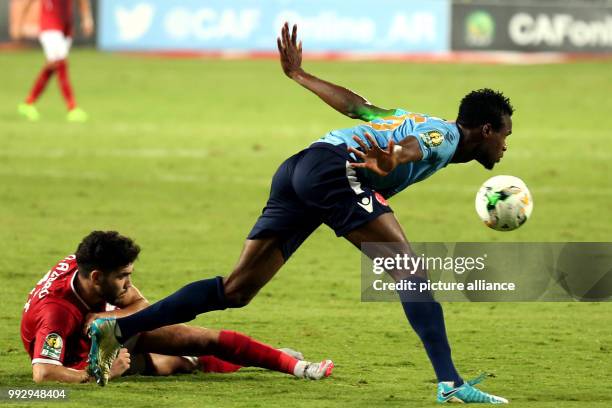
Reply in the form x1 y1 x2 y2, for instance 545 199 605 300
475 175 533 231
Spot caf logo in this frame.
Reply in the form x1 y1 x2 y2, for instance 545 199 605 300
419 131 444 147
465 11 495 47
45 333 63 349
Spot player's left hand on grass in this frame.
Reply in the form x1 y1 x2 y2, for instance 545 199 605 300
277 22 303 79
348 133 398 176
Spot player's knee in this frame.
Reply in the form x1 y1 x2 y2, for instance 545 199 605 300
223 280 256 308
224 289 254 308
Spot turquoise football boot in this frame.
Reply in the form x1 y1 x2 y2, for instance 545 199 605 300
437 374 508 404
87 318 121 386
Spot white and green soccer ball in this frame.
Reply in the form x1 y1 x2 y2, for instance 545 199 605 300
475 175 533 231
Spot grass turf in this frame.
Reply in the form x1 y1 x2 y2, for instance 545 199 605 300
0 50 611 407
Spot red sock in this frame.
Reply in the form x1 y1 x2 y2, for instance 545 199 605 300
26 66 55 104
56 60 76 110
198 355 242 373
211 330 298 375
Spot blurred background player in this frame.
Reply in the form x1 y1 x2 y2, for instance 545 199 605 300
21 230 333 384
13 0 93 122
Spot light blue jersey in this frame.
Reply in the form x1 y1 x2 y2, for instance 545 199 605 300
314 109 461 197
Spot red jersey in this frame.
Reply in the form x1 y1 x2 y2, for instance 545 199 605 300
40 0 73 36
20 255 112 369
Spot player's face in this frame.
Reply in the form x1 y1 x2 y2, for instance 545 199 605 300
476 114 512 170
98 263 133 304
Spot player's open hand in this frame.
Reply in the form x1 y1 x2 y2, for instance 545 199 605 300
109 348 131 379
277 22 303 78
348 133 398 176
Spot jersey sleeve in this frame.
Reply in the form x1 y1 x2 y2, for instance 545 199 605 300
31 302 79 366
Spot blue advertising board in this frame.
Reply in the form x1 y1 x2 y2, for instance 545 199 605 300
98 0 450 53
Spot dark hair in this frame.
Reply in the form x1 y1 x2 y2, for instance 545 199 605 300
457 88 514 131
76 231 140 277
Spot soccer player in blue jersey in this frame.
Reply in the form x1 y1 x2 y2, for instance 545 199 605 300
89 24 512 403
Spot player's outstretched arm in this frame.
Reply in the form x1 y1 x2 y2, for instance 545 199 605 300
32 349 130 384
32 364 91 384
277 23 394 121
78 0 94 38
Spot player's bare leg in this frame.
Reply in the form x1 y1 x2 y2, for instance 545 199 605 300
119 353 198 377
118 323 332 379
344 213 419 277
345 213 507 403
113 237 285 338
344 213 457 369
223 238 286 306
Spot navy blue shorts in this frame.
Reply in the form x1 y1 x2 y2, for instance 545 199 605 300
248 143 393 260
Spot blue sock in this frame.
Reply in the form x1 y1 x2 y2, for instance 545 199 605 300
116 276 228 341
398 278 463 386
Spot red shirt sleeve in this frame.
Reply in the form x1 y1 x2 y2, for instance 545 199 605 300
31 301 80 366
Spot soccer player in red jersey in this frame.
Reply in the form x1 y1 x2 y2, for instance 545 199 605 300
21 231 333 384
15 0 93 122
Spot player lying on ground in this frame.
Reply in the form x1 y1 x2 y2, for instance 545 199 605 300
14 0 92 122
89 24 512 403
21 230 333 384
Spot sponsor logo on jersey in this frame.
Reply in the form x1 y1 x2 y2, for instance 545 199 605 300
419 131 444 147
374 192 388 206
357 195 373 213
41 333 63 360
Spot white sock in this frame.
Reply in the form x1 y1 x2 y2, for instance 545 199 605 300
293 360 308 377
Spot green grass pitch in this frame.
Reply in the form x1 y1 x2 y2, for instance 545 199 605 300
0 50 611 407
